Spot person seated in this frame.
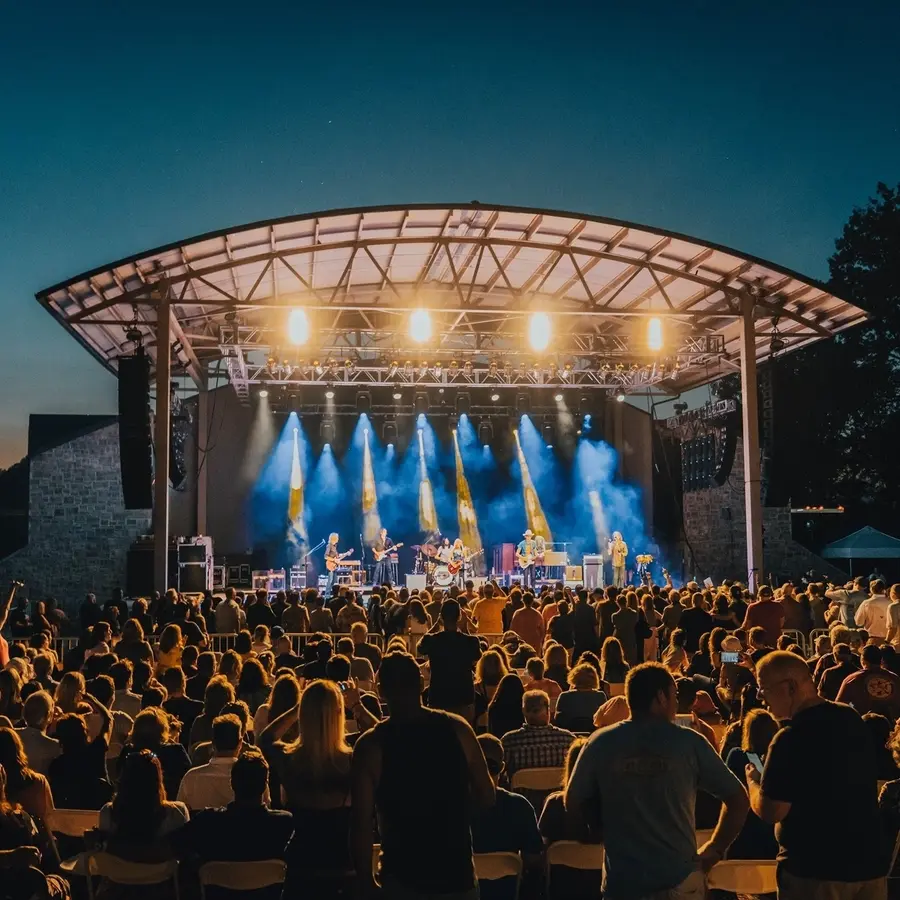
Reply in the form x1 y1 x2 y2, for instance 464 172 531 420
190 701 252 767
31 654 58 696
543 644 570 693
501 690 575 778
337 638 374 689
273 634 304 672
109 660 142 720
554 664 608 733
470 735 543 900
525 658 562 712
487 674 525 739
15 691 60 776
351 622 382 673
162 667 204 749
99 749 189 862
0 728 54 822
173 750 293 900
722 708 779 860
48 707 113 810
117 707 190 801
186 652 217 702
189 676 235 750
177 714 253 811
0 763 68 900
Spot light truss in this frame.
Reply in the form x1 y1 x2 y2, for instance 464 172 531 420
36 203 867 405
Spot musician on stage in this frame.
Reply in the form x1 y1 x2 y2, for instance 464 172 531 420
608 531 629 588
516 529 537 589
436 537 453 564
324 532 341 595
450 538 466 588
372 527 395 587
533 531 547 582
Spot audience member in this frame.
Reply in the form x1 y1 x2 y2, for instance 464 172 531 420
565 663 749 899
741 585 785 647
554 663 607 733
837 644 900 719
0 728 54 821
747 651 886 899
487 674 525 739
502 690 575 777
119 707 190 801
15 692 60 776
177 713 247 809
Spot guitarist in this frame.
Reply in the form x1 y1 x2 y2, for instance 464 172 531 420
516 529 537 589
324 532 345 595
372 528 396 588
450 538 467 588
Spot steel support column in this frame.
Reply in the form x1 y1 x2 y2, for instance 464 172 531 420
196 387 208 535
154 290 172 593
739 293 764 591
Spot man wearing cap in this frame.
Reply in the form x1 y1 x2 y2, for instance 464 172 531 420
517 530 537 589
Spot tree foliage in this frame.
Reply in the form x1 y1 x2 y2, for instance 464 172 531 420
770 182 900 523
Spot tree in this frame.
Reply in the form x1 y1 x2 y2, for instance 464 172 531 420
770 182 900 524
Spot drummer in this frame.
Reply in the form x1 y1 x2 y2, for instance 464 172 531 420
436 537 453 564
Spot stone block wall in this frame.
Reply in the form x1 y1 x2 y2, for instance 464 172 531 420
681 437 847 583
0 422 151 610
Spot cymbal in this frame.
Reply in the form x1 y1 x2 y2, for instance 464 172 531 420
422 544 438 558
411 545 422 551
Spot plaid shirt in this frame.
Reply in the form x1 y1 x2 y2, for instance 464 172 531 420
501 724 575 775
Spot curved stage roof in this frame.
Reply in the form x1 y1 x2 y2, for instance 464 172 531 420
36 203 866 398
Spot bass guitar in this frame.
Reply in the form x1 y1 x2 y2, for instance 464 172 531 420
448 549 483 575
325 550 354 572
372 542 404 562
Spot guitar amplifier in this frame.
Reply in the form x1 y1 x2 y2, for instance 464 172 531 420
543 551 568 566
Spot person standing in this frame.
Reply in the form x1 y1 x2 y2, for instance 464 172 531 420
510 593 545 653
372 528 395 588
611 594 639 666
565 663 749 899
517 531 537 590
746 651 887 899
825 576 869 628
324 533 342 596
351 652 495 900
836 645 900 720
856 580 891 643
607 532 628 589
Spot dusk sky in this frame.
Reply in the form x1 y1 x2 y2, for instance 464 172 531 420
1 1 897 468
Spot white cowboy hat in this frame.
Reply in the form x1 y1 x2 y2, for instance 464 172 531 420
523 529 534 537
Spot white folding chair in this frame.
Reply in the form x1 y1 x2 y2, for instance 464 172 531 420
510 767 565 792
199 860 287 898
475 852 523 899
707 860 777 894
85 852 179 900
545 840 605 894
48 808 101 838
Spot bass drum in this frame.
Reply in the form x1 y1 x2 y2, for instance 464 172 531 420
433 565 453 587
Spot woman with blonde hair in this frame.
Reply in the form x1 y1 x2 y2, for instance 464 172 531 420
0 727 54 821
543 642 570 691
639 593 662 662
662 627 689 675
251 624 272 655
218 649 243 686
475 649 509 705
119 707 190 800
260 679 353 892
555 663 608 732
156 623 183 675
54 671 86 715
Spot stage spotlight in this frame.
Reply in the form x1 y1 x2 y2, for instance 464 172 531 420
287 308 309 345
356 391 372 413
529 312 551 351
393 391 403 401
321 419 336 442
648 317 663 351
615 389 626 403
516 393 530 413
258 389 269 398
383 419 398 443
325 389 335 400
456 392 471 414
449 414 459 432
554 393 564 403
414 392 429 414
410 309 432 342
478 420 493 444
491 392 500 402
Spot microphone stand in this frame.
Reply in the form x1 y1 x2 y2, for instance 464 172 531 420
303 539 326 591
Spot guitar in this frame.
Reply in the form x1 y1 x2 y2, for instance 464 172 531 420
448 549 483 575
325 549 354 572
516 549 545 570
372 542 404 562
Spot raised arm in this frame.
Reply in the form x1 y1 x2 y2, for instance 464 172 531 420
0 581 21 632
83 692 113 747
258 702 300 748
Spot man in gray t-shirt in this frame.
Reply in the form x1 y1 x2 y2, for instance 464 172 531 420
825 577 868 627
565 663 748 900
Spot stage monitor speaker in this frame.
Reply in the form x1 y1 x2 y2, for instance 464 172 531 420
118 351 153 509
406 574 427 591
583 554 603 591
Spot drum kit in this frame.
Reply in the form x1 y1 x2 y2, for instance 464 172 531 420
411 542 477 587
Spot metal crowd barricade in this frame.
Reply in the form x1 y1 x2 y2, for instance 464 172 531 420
781 629 808 656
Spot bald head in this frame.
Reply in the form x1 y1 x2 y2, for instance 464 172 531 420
757 650 815 686
757 650 818 720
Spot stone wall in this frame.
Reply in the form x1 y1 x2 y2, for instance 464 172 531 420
681 437 847 583
0 422 151 610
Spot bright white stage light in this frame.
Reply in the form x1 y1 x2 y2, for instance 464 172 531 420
491 393 500 402
615 390 626 403
288 308 310 345
325 390 335 400
409 308 432 342
554 393 564 402
393 392 402 400
529 312 551 351
259 389 269 398
647 317 663 351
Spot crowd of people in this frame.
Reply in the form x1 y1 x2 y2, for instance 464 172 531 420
0 571 899 899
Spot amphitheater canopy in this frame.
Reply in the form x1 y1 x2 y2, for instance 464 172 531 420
36 203 866 399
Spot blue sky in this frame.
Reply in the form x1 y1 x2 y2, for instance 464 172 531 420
1 0 897 466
